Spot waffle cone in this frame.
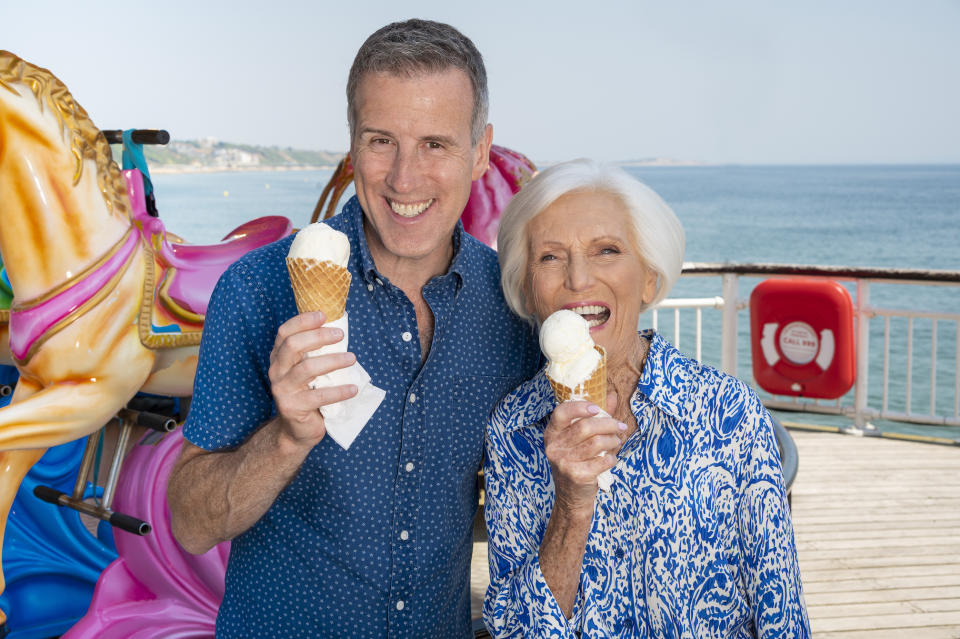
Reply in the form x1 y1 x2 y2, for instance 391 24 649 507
548 345 607 406
286 258 351 322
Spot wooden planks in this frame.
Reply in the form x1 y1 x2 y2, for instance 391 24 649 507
469 429 960 636
790 430 960 637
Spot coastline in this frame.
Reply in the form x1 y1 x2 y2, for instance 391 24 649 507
151 164 338 175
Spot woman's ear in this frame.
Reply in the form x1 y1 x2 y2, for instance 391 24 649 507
641 270 659 305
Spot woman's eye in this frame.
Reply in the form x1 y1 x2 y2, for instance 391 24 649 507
599 246 620 255
539 253 557 262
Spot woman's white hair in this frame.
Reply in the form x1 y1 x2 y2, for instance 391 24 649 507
497 158 686 323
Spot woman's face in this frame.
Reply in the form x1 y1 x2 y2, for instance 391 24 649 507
525 190 658 362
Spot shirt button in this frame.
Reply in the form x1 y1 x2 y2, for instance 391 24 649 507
409 393 417 403
400 530 409 541
396 600 404 611
376 278 384 286
401 331 412 342
366 283 374 292
405 462 414 472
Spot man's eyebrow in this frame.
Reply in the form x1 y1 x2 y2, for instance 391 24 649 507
358 127 393 138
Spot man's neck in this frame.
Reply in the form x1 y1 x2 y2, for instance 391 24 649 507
362 224 455 296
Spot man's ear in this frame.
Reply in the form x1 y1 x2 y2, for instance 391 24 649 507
471 123 493 181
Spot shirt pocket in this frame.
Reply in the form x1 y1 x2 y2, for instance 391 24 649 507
439 374 519 475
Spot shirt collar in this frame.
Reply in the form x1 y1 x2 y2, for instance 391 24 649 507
342 195 467 292
501 330 692 432
634 330 691 423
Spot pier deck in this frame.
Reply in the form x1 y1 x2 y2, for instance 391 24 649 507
469 429 960 637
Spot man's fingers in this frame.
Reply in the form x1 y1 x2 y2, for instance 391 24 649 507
271 324 346 375
275 311 326 343
305 383 359 408
287 352 357 387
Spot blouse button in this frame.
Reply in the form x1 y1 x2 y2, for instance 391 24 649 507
400 530 410 541
366 283 374 292
409 393 417 403
405 462 414 472
401 331 412 342
396 600 405 611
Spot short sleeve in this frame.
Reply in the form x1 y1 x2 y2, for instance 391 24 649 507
182 261 277 451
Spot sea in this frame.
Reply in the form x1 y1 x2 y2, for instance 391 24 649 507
151 164 960 441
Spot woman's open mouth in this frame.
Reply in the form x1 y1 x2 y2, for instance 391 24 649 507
566 303 611 329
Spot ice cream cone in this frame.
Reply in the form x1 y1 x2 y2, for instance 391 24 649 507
548 345 607 405
286 258 351 322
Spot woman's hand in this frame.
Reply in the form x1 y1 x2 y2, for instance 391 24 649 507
544 393 623 515
268 311 359 451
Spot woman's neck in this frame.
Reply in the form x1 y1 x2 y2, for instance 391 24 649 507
606 333 650 440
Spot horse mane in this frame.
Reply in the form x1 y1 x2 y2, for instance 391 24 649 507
0 51 129 219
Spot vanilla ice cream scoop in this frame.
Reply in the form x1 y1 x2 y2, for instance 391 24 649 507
288 222 350 266
540 310 603 388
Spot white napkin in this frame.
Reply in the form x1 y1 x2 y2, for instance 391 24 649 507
305 313 386 450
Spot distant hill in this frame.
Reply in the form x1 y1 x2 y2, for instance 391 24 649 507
112 138 345 171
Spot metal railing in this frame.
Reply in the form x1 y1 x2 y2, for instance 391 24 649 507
649 263 960 431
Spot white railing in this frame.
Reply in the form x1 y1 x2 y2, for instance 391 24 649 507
648 263 960 431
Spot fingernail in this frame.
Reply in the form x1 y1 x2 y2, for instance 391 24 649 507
586 404 600 415
618 422 627 431
332 328 343 339
348 384 358 394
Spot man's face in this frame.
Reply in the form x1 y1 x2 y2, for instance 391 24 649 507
350 69 492 271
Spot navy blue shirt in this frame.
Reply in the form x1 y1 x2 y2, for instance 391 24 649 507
183 197 541 638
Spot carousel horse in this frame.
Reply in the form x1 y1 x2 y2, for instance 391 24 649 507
0 51 292 629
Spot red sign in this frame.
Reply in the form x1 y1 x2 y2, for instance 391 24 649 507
750 278 856 399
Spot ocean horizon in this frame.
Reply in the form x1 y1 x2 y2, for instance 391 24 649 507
151 163 960 441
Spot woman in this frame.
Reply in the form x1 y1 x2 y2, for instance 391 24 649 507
483 159 809 638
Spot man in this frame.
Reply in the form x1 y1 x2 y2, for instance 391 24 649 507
167 19 541 638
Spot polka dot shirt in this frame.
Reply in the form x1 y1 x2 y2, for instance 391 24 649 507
183 197 541 638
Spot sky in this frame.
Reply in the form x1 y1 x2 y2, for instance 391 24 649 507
2 0 958 164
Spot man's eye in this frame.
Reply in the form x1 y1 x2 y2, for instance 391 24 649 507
426 141 443 150
372 138 392 146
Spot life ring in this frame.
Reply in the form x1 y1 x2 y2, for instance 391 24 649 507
749 278 856 399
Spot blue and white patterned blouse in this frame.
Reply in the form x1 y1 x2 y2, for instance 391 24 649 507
184 197 541 638
483 330 810 638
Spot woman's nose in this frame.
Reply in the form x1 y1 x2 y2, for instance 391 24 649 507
565 253 595 291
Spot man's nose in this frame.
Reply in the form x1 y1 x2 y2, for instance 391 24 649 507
565 254 595 291
386 145 419 193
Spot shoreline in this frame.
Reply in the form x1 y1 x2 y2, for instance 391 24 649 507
151 164 339 175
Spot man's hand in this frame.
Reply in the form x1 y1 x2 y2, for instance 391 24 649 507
544 393 623 515
268 311 359 450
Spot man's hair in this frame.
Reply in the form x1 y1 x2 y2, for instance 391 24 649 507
347 19 489 145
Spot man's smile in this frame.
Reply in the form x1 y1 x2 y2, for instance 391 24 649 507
388 198 435 218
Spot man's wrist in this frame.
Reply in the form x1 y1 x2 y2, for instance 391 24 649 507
269 417 321 461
